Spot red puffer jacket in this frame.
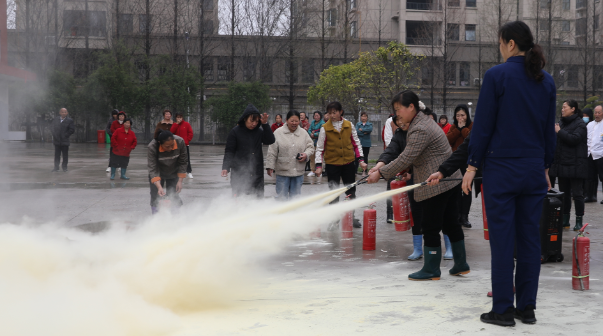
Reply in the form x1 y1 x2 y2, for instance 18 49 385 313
111 127 137 157
171 121 194 145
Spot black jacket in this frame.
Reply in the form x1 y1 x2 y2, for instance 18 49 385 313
378 128 408 164
51 116 75 146
105 116 115 137
222 104 275 197
550 113 588 179
437 132 482 197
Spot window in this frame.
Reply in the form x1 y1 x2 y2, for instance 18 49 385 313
350 21 357 38
135 60 148 82
348 0 356 10
243 58 256 82
203 60 214 81
285 60 298 83
446 63 457 86
200 19 214 35
561 20 570 32
118 14 133 34
540 0 550 9
448 0 460 6
139 14 152 34
63 10 106 37
218 58 230 81
465 24 476 41
540 20 549 31
302 60 314 83
260 60 273 83
466 0 476 7
327 9 337 27
577 0 586 9
576 18 586 35
447 24 459 41
563 0 570 10
459 62 470 87
203 0 214 10
567 65 579 87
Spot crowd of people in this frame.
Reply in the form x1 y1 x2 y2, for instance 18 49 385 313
46 18 597 327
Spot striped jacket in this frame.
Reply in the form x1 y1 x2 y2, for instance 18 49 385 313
379 112 461 202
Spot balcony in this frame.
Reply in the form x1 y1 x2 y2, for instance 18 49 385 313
407 1 442 10
406 37 441 46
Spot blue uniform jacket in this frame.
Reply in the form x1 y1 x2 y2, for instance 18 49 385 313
355 121 373 147
467 56 557 169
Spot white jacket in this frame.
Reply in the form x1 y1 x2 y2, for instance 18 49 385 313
266 124 315 177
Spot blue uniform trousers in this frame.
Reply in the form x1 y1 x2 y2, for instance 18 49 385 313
483 158 547 314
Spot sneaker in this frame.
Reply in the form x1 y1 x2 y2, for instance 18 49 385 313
106 167 111 172
307 172 316 177
187 173 194 179
51 168 59 172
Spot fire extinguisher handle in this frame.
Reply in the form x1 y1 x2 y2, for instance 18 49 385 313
580 223 589 233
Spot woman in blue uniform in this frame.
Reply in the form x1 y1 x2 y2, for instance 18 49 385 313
463 21 556 326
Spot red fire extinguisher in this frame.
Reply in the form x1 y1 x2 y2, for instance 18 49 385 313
480 185 489 240
391 179 411 232
341 196 354 238
363 204 377 250
572 223 590 291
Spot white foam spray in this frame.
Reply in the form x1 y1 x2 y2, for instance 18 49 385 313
0 183 423 336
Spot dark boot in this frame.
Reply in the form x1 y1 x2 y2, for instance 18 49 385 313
408 246 441 281
110 167 116 180
573 216 583 231
353 217 362 228
514 305 537 324
461 214 472 228
120 168 130 180
562 214 570 229
480 307 516 327
386 198 393 224
449 240 470 276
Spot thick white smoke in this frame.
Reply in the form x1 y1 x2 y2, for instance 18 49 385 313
0 184 418 336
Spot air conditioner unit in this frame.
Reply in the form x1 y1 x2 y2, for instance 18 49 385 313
392 11 400 20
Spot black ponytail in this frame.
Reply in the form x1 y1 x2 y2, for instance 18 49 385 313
564 99 581 116
499 21 546 82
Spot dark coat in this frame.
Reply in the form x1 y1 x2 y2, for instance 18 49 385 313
222 104 275 197
105 117 115 137
51 116 75 146
550 113 588 179
378 128 408 165
438 132 482 197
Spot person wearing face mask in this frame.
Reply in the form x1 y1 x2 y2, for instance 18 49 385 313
221 104 275 198
110 118 137 180
266 110 315 200
587 106 603 204
550 100 588 231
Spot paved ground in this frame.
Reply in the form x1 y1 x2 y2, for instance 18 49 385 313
0 142 601 335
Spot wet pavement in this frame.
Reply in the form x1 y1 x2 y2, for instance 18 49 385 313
0 142 602 335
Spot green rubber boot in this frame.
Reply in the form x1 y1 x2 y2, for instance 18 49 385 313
120 168 130 180
573 216 583 231
449 240 471 276
409 246 441 281
562 214 570 229
110 167 116 180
